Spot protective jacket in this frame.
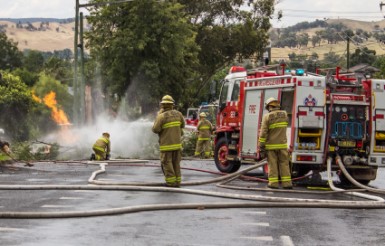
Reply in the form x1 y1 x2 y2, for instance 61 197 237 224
93 136 111 154
197 118 213 140
259 108 288 150
152 109 185 152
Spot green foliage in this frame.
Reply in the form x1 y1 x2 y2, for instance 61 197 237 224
0 32 23 70
86 0 276 115
349 47 376 67
33 73 73 119
182 130 197 157
12 67 40 87
23 50 45 73
0 71 36 141
11 142 59 161
43 56 73 84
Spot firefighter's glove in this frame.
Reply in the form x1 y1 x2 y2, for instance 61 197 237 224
106 154 111 160
259 147 266 160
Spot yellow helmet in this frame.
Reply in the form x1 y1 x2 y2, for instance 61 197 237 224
160 95 175 104
264 97 279 109
199 112 207 118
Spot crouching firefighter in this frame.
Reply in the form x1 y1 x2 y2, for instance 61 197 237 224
258 97 293 189
152 95 185 187
91 132 111 161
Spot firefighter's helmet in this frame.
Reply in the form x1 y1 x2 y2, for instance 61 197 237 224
160 95 175 104
199 112 207 118
265 97 279 109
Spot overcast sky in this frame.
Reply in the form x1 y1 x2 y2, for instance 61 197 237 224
0 0 384 27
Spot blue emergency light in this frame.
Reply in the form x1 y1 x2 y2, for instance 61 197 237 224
296 69 305 76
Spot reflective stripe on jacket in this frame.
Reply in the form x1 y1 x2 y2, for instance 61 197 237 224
93 137 110 153
259 108 288 150
197 118 213 140
152 109 185 152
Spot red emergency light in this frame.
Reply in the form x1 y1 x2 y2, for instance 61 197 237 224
296 155 316 162
297 111 324 117
229 66 246 74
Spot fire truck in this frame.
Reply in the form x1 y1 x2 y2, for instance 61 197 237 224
185 103 218 131
213 65 385 184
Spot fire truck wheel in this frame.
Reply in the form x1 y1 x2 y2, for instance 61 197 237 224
214 137 241 173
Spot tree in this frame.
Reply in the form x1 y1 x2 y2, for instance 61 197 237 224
0 71 36 141
23 50 45 73
0 32 23 70
349 47 376 67
85 0 276 114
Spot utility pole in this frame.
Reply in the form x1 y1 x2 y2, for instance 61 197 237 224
346 36 350 70
73 0 80 126
73 0 149 125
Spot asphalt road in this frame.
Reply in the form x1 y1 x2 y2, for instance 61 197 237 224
0 159 385 246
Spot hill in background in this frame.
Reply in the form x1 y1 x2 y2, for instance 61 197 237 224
2 17 385 62
0 18 77 52
271 18 385 62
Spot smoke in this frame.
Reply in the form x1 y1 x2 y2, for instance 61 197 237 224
43 114 159 160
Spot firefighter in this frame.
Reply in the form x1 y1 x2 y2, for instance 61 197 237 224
91 132 111 161
152 95 185 188
258 97 293 189
194 112 213 158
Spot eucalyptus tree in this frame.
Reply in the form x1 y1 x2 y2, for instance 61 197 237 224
85 0 277 114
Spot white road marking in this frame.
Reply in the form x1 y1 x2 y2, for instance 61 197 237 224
241 236 273 241
242 222 270 227
59 197 84 200
242 211 267 215
0 227 25 232
41 205 73 208
73 190 97 193
281 235 295 246
26 179 49 182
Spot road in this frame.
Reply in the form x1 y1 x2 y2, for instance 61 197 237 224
0 159 385 246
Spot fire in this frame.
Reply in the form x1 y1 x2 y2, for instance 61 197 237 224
33 91 70 125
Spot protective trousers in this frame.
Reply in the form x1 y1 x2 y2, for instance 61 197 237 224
92 147 106 160
194 140 211 158
160 150 182 187
267 149 292 188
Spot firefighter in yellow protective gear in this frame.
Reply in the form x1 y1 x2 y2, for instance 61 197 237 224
152 95 185 188
194 112 213 158
91 132 111 161
258 97 293 189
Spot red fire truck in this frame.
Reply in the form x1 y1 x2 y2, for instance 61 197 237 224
213 65 385 184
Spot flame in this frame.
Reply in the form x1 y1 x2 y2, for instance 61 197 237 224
43 91 70 125
33 91 70 125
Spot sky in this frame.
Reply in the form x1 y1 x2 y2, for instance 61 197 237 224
0 0 384 28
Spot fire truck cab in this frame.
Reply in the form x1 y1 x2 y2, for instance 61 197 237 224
214 65 385 184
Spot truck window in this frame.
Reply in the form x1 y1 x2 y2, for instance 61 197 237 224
231 80 241 101
281 89 294 127
219 80 229 110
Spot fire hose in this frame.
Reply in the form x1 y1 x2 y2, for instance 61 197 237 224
0 159 385 218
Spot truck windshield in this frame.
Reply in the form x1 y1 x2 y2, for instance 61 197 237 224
219 80 229 110
231 80 241 101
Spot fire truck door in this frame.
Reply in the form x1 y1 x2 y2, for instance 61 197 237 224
241 89 263 155
370 80 385 164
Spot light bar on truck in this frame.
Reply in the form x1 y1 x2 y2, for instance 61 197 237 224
229 66 246 74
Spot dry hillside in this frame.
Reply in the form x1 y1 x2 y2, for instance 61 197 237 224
2 18 385 61
1 20 75 52
271 19 385 62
